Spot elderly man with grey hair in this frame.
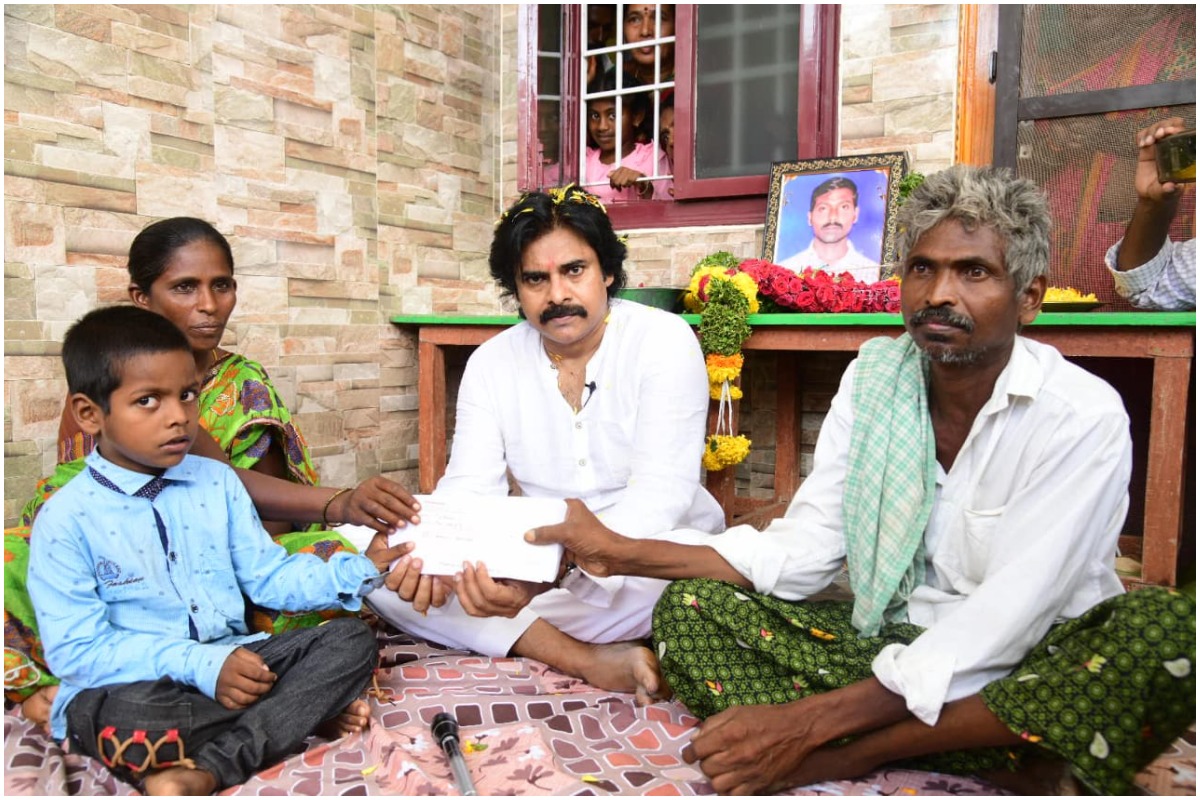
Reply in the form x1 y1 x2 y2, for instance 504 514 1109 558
528 165 1195 795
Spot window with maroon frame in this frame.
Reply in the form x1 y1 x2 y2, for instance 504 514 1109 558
518 4 840 229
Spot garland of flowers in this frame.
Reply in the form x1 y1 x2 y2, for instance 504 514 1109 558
684 252 758 472
683 252 903 473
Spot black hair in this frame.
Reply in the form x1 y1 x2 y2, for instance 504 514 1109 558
489 187 628 308
128 217 234 293
62 305 192 413
588 69 652 135
809 176 859 211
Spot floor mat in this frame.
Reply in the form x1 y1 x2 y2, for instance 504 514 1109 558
5 627 1194 796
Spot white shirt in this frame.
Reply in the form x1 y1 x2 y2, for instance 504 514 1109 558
779 239 880 282
439 298 724 595
1105 236 1196 311
706 337 1131 725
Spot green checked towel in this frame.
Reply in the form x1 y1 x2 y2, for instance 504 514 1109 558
843 333 937 637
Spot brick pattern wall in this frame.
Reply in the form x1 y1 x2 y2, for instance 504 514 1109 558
841 4 959 174
3 4 506 522
5 5 959 524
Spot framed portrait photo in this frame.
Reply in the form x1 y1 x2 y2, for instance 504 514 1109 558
762 152 908 283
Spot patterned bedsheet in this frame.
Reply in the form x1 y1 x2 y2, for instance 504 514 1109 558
5 627 1194 796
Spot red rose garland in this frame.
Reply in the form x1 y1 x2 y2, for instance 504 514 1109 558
736 260 900 314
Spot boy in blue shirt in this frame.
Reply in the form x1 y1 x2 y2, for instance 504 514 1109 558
28 306 409 796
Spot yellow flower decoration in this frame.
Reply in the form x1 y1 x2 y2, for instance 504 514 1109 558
706 354 744 399
1045 286 1098 303
730 272 760 314
705 353 744 384
690 252 758 473
702 434 751 472
497 184 608 226
684 267 761 314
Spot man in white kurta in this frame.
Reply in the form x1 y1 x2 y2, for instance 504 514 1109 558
366 188 722 702
705 334 1131 721
368 298 723 655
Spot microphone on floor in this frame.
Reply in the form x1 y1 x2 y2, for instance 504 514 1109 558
431 712 477 796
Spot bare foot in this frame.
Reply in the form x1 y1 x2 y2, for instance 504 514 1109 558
142 766 217 796
580 641 666 706
21 685 58 734
317 698 371 738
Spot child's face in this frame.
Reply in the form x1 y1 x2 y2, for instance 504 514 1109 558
77 350 201 475
588 99 640 156
131 239 237 356
659 106 675 161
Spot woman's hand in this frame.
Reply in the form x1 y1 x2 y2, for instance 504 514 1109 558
608 166 653 197
329 477 422 533
364 534 451 612
454 562 547 618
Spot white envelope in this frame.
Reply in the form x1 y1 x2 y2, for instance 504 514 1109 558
376 494 566 583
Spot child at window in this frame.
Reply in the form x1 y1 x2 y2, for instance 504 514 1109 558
585 76 673 203
27 306 409 796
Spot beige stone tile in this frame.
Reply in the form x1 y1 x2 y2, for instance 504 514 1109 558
134 165 219 221
26 25 129 90
214 125 286 181
111 21 190 62
5 201 66 264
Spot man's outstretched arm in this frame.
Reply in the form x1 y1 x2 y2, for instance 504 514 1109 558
527 498 751 587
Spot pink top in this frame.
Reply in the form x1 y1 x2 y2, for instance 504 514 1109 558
584 142 673 203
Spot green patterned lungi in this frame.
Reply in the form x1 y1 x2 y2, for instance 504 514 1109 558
653 579 1195 794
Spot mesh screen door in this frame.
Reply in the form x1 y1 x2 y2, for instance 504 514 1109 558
994 5 1195 305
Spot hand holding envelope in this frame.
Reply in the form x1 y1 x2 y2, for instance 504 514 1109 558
386 494 567 583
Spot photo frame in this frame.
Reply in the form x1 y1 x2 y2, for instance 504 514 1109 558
762 152 908 282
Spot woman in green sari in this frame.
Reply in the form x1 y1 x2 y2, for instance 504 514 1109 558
5 217 421 726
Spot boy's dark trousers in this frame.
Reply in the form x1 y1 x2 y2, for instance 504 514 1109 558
64 617 377 789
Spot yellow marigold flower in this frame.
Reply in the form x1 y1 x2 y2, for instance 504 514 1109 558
1045 286 1099 303
706 353 744 370
707 366 741 384
684 265 729 311
706 353 744 385
702 434 751 471
709 383 743 400
730 272 761 314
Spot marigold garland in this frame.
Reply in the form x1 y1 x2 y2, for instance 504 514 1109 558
683 252 905 472
684 252 757 472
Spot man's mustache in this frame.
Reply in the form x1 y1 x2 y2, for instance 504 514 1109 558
540 304 588 325
910 306 975 332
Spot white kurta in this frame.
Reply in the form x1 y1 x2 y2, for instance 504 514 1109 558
705 337 1132 725
369 299 724 654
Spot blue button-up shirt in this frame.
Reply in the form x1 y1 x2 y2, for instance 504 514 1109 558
28 450 379 740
